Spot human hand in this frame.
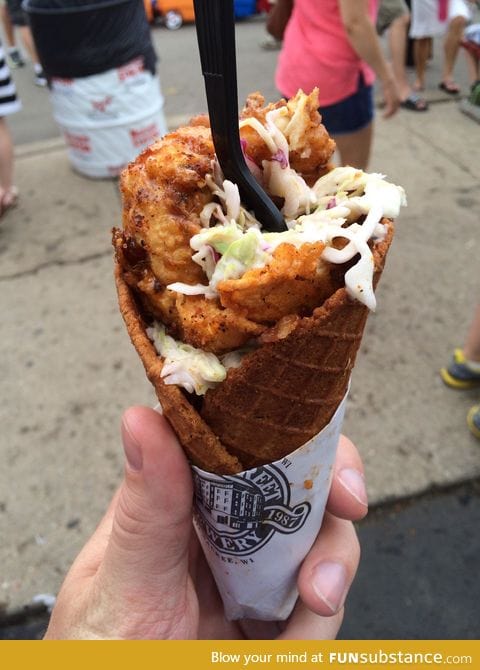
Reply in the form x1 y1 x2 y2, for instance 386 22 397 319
44 406 368 640
381 74 401 119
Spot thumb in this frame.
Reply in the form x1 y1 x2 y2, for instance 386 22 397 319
97 406 193 607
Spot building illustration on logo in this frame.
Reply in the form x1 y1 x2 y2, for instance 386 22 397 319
193 465 312 556
195 477 264 531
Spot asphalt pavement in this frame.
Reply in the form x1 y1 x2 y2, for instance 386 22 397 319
0 16 479 639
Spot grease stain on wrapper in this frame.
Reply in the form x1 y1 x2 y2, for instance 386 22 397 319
192 391 349 621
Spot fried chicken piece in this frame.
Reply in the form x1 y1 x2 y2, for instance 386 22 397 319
239 93 286 166
115 120 272 356
189 114 210 128
218 243 340 323
239 89 335 181
114 91 339 357
241 91 286 119
174 294 265 354
121 125 215 288
282 89 336 179
113 232 265 354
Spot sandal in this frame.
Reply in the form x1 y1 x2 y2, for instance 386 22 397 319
400 93 429 112
439 81 460 95
0 186 19 218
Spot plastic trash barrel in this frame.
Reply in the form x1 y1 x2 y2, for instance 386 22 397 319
25 0 166 177
49 59 168 178
24 0 157 79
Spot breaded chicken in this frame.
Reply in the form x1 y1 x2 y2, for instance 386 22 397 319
114 92 337 355
217 243 340 323
239 89 336 181
174 294 265 353
110 243 264 354
121 125 215 288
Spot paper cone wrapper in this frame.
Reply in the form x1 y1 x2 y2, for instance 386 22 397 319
191 391 348 621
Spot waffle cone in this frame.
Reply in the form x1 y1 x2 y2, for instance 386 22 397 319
114 222 393 475
201 222 393 468
114 264 243 475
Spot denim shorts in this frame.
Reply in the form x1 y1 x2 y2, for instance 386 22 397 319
6 0 27 26
318 74 374 136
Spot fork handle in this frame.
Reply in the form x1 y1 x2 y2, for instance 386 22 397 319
193 0 241 167
194 0 286 232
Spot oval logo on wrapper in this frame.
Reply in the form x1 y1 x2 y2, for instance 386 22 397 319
193 465 311 556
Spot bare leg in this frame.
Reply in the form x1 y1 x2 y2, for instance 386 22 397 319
427 37 433 61
18 24 41 66
442 15 466 86
464 305 480 363
332 123 373 171
464 50 480 86
0 117 13 205
388 12 411 100
413 38 430 90
18 24 46 84
1 5 16 49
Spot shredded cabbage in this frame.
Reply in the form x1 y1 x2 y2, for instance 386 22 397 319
146 323 252 395
147 323 227 395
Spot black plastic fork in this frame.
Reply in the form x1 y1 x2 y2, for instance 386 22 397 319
193 0 287 232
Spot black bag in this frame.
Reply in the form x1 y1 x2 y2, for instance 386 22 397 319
24 0 157 78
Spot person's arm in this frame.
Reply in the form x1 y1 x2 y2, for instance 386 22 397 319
339 0 400 117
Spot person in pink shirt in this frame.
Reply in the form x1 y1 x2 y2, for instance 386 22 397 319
275 0 399 170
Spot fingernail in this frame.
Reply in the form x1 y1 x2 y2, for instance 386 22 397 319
312 561 348 613
337 468 368 507
122 420 143 471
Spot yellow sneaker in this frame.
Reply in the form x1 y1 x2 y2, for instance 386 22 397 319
467 405 480 440
440 349 480 389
